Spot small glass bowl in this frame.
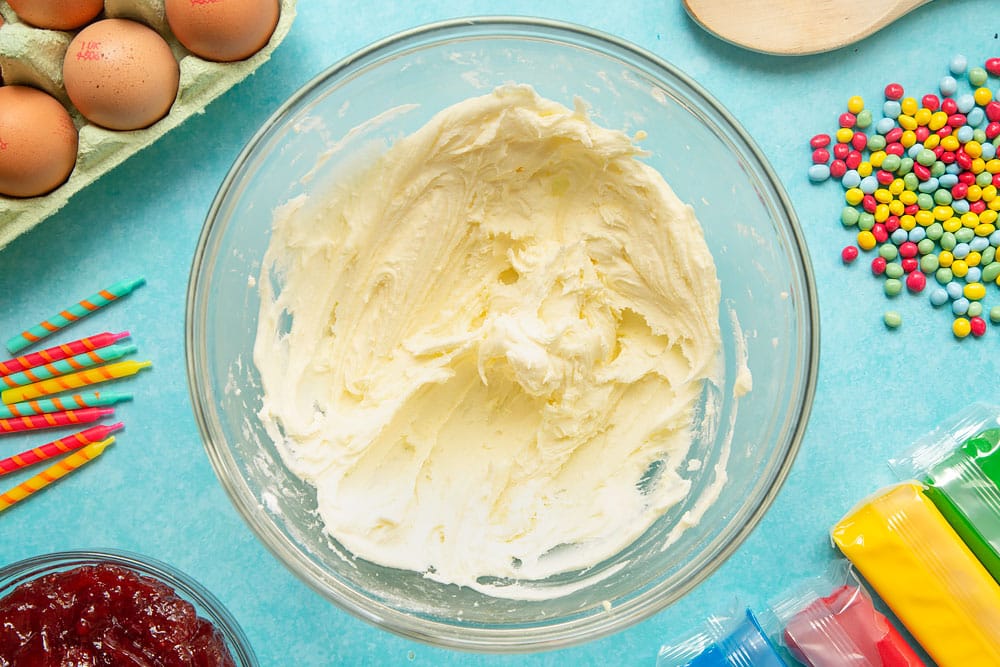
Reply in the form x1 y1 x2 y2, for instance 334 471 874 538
187 17 818 653
0 549 258 666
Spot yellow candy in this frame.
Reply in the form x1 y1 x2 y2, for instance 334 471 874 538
836 127 854 144
923 133 940 149
870 150 887 168
977 223 998 237
929 111 949 131
941 135 961 151
953 317 972 338
914 107 932 126
975 87 993 105
898 114 918 131
952 259 969 278
900 96 918 115
900 130 917 148
983 185 997 203
938 250 954 267
980 209 998 225
933 205 954 222
847 95 865 114
874 188 893 204
889 199 905 216
831 483 1000 665
943 217 962 233
857 230 877 250
875 204 890 223
968 185 983 202
987 159 1000 174
971 158 986 174
845 188 864 206
914 210 934 226
857 161 873 177
899 215 916 231
898 190 916 205
965 283 986 301
962 212 980 228
965 141 983 159
967 251 982 267
992 198 1000 212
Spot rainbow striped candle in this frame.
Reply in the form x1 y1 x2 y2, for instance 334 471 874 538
1 360 151 404
0 331 130 376
0 437 114 512
0 391 132 420
0 343 138 389
5 278 145 354
0 407 114 435
0 423 123 475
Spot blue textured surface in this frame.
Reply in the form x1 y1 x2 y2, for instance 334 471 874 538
1 1 997 664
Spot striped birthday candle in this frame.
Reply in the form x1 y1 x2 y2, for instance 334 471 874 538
0 437 114 512
0 407 114 435
1 360 151 404
0 423 123 475
0 391 132 420
5 277 145 353
0 331 130 376
0 343 138 389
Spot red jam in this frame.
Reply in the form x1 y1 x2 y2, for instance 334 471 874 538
0 563 237 666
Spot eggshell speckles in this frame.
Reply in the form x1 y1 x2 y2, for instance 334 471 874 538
7 0 104 31
0 85 78 198
165 0 280 62
63 19 180 131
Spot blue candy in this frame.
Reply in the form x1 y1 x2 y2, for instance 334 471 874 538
953 242 971 259
957 126 975 143
956 94 976 114
939 173 959 188
909 227 926 243
883 100 902 118
953 297 971 315
891 228 909 245
949 54 968 75
968 107 985 127
967 266 982 283
970 236 990 252
860 175 879 194
946 281 964 299
953 199 971 214
808 164 830 182
876 117 896 135
930 288 949 307
842 170 862 189
940 75 958 96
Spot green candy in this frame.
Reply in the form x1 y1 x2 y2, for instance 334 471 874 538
880 244 899 260
883 310 902 328
884 278 903 296
931 161 946 178
982 246 996 265
974 129 988 144
941 232 957 250
898 157 914 176
885 262 904 279
858 213 875 231
968 302 984 318
868 134 886 151
917 148 937 166
934 189 953 205
857 109 873 129
970 67 988 87
841 206 860 227
990 306 1000 324
920 254 939 274
926 222 944 240
977 172 993 188
955 227 975 243
983 261 1000 284
918 238 936 255
936 267 954 284
903 172 919 190
917 193 935 210
881 154 901 172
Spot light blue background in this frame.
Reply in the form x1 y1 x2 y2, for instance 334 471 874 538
1 1 997 664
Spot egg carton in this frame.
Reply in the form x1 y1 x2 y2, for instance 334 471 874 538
0 0 297 250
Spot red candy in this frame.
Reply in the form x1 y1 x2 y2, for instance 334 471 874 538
872 223 888 243
830 159 847 178
993 173 1000 189
913 163 931 181
885 142 905 156
942 98 958 114
876 169 895 185
904 204 919 216
885 215 900 233
921 94 940 111
812 148 830 164
986 57 1000 76
833 142 850 159
986 122 1000 140
851 132 868 151
810 133 832 148
971 316 988 337
842 245 860 263
899 241 918 259
941 150 957 164
901 257 919 273
971 200 987 214
840 112 857 128
885 127 904 143
884 83 904 100
871 256 887 275
956 151 973 170
986 102 1000 123
959 171 977 185
953 183 969 199
846 150 862 169
906 271 926 292
937 126 954 138
948 113 967 128
862 194 878 213
914 126 931 143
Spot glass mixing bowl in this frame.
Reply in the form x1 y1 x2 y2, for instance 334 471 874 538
186 17 818 652
0 549 258 665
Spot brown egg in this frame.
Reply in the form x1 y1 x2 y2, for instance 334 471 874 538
0 85 78 198
7 0 104 31
165 0 279 62
63 19 180 131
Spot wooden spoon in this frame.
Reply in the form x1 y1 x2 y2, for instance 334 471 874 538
683 0 931 56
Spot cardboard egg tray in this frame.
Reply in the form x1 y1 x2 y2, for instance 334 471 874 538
0 0 297 250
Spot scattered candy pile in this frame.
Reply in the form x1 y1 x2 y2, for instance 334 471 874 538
808 55 1000 338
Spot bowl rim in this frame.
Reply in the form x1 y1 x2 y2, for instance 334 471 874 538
0 548 258 666
186 15 819 653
